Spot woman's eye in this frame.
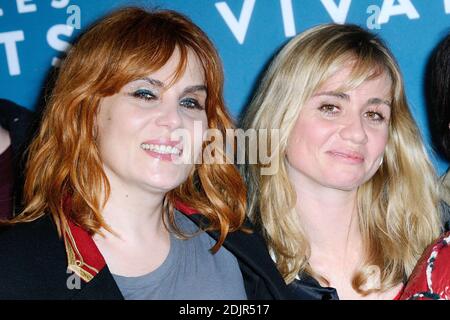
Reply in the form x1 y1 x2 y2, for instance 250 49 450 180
180 97 204 110
130 89 156 101
319 104 340 115
365 111 385 122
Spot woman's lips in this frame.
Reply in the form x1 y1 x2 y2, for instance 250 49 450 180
140 140 183 162
326 150 365 164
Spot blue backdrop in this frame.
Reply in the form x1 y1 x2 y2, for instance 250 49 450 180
0 0 449 173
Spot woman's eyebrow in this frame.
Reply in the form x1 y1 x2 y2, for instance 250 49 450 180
314 91 349 100
138 77 165 87
314 91 391 107
366 97 391 108
135 78 206 95
182 85 207 95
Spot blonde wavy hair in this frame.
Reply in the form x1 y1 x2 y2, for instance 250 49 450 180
242 24 442 294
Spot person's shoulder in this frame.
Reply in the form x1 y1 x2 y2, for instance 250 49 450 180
0 215 65 265
0 99 33 123
0 214 58 244
0 215 70 299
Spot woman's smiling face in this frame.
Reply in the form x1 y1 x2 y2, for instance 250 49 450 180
96 48 208 194
286 65 392 191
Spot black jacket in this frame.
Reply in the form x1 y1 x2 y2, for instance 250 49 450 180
0 99 36 214
0 212 312 300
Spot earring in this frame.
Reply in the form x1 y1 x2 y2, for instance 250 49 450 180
379 157 384 167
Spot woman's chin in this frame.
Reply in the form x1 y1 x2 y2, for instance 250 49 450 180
139 174 188 193
323 178 364 191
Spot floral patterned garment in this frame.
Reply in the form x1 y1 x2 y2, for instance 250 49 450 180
400 232 450 300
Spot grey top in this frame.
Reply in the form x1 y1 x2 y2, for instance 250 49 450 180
112 210 247 300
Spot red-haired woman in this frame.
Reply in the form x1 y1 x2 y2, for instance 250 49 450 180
0 7 292 299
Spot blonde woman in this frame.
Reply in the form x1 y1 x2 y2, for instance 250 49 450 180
242 24 442 300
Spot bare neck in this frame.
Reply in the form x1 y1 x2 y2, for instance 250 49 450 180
297 186 360 253
289 171 362 262
98 175 167 243
93 172 171 277
291 176 368 297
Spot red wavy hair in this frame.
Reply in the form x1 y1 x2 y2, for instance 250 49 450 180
14 7 246 251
